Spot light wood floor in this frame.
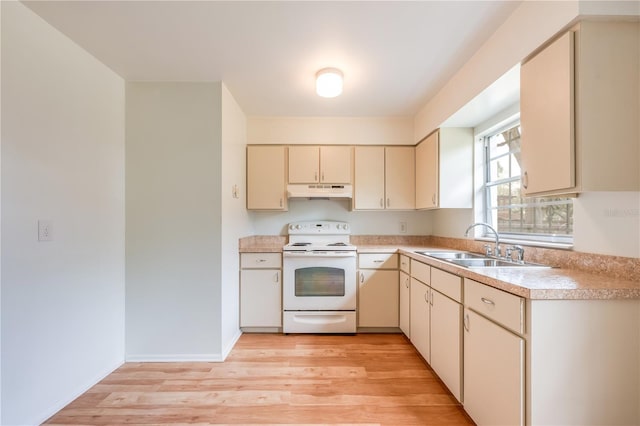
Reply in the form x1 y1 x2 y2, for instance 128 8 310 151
45 333 474 425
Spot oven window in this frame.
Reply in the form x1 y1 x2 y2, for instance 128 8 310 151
295 267 345 297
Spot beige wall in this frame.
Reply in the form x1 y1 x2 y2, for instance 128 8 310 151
1 2 125 424
248 116 413 145
125 82 223 360
220 83 250 356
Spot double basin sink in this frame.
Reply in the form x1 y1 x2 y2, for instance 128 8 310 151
416 250 550 269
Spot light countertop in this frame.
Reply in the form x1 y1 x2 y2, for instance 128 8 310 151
239 236 640 300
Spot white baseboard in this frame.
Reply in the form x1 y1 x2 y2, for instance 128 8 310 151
125 329 244 363
221 329 242 361
125 353 224 362
35 358 123 426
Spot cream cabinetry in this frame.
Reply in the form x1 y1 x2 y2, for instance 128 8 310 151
520 20 640 196
385 147 415 210
247 145 287 210
464 308 524 426
415 128 473 210
357 253 399 328
354 146 415 210
399 255 410 337
429 268 463 402
463 278 524 426
240 253 282 329
410 277 430 363
288 145 352 184
409 259 431 363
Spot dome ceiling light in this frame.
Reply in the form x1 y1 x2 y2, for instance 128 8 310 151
316 68 343 98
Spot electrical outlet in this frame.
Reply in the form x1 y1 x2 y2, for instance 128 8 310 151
400 221 407 234
38 220 52 241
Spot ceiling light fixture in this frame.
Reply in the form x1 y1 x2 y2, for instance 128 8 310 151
316 68 343 98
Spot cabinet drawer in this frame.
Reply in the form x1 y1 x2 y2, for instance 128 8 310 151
464 279 524 334
359 253 398 269
241 253 282 269
399 255 410 274
411 259 431 285
431 267 462 303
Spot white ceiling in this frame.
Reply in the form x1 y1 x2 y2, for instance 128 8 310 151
23 1 522 117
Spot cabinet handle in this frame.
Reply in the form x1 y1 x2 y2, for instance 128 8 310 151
360 272 364 283
523 171 529 190
279 198 283 208
481 297 495 306
430 290 433 306
315 172 318 181
431 194 436 204
321 172 324 181
256 259 267 263
405 278 409 288
373 259 384 263
273 272 279 282
379 198 384 208
424 291 429 303
386 198 390 207
463 314 470 332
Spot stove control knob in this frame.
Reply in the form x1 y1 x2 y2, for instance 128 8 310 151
295 224 302 230
289 224 295 231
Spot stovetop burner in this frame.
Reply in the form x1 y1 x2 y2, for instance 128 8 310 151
284 220 356 252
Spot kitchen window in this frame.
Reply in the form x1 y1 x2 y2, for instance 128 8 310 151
483 122 573 244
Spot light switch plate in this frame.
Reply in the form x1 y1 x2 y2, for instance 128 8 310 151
38 220 52 241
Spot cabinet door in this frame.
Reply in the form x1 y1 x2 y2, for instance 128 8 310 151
354 146 385 210
240 269 282 327
247 145 286 210
321 146 352 183
358 269 399 327
399 271 411 337
410 278 430 363
385 147 415 210
520 31 575 195
430 290 462 402
288 146 320 183
464 308 524 426
415 131 438 209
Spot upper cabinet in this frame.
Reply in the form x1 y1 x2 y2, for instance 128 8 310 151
246 145 287 210
415 128 473 210
520 20 639 196
288 145 352 184
354 146 415 210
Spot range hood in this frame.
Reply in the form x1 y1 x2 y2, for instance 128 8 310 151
287 184 353 199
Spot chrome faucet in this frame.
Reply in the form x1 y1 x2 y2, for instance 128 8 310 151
464 222 501 258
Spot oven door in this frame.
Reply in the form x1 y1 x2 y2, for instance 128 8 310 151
283 251 356 311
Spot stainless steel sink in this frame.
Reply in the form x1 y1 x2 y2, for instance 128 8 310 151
449 258 549 268
415 251 486 260
415 250 550 269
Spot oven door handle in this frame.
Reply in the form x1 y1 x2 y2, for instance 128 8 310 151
283 251 357 258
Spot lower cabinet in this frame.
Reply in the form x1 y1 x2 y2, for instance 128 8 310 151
399 270 410 337
463 277 525 426
409 277 430 363
358 269 399 327
240 253 282 328
463 308 524 426
358 253 399 328
430 288 462 402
